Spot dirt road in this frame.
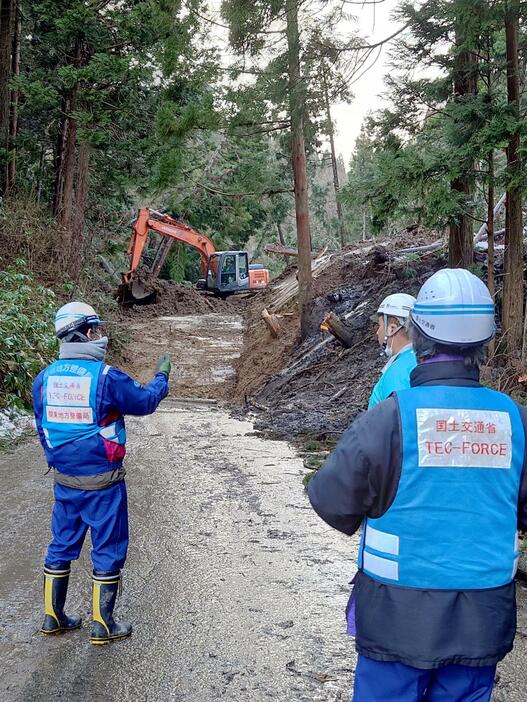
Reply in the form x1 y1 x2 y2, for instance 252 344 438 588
1 312 527 701
0 314 355 701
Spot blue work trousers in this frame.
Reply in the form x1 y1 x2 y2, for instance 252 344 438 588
45 481 129 572
352 656 496 702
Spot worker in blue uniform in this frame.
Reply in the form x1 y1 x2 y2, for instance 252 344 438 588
32 302 170 644
368 292 417 408
308 269 527 701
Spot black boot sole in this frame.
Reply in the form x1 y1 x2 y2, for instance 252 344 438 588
41 622 82 635
90 631 132 645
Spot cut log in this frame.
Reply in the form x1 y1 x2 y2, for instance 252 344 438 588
395 239 445 255
261 308 280 338
320 312 354 348
264 243 327 258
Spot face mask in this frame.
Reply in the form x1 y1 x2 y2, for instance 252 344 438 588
381 336 393 358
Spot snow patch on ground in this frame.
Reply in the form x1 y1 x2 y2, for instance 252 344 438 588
0 407 34 441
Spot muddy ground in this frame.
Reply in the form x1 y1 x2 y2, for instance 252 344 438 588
2 262 527 700
0 313 357 702
121 313 244 399
119 276 245 319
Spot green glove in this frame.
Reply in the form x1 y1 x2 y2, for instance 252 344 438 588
157 353 171 378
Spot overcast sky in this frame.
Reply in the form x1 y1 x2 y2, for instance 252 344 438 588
331 0 400 166
207 0 401 168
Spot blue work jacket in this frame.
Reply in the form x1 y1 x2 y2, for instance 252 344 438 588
33 355 168 477
308 361 527 669
368 344 417 409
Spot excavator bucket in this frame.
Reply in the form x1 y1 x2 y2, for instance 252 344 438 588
117 278 157 306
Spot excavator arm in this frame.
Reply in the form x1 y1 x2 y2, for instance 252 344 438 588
119 207 217 303
123 207 217 283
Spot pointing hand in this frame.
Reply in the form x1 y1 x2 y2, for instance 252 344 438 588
157 353 171 378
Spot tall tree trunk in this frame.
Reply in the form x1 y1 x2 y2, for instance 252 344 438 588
503 0 523 355
286 0 313 339
52 96 69 215
60 99 78 231
36 143 44 202
53 38 83 219
487 152 495 357
322 66 345 248
6 0 20 192
448 26 477 268
69 143 91 281
53 38 85 276
0 0 14 196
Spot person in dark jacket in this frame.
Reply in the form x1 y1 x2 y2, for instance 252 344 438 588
33 302 171 644
308 268 527 701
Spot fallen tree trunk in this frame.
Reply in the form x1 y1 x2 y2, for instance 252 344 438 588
474 193 507 243
475 228 505 246
395 239 444 255
320 311 354 348
261 308 280 338
264 243 326 258
268 253 333 312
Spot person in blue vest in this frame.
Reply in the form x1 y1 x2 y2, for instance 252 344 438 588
368 293 417 409
32 302 171 645
308 268 527 701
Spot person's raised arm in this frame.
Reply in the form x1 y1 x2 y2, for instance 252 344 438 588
107 354 171 416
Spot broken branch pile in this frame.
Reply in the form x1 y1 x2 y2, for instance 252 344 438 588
234 229 447 439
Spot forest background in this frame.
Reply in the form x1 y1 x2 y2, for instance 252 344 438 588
0 0 526 408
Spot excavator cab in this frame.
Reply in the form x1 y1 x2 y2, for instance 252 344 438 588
200 252 269 296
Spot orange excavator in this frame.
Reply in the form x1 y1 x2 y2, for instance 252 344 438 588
118 208 270 304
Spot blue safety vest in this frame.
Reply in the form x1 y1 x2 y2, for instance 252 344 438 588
358 385 524 590
41 359 125 451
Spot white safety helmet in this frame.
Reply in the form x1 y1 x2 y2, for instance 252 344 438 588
55 302 104 339
410 268 495 346
377 293 416 321
375 293 416 358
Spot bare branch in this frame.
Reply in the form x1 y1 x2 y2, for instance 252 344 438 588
192 181 294 197
318 20 412 57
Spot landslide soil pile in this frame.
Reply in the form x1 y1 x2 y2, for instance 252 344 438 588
120 275 244 318
234 231 446 440
116 279 250 401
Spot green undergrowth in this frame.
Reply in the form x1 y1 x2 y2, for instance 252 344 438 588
0 263 58 408
296 436 338 487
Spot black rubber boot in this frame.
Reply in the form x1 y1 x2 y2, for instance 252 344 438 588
90 571 132 645
41 565 82 635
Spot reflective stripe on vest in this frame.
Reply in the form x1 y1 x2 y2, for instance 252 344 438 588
358 385 524 589
42 360 104 448
54 467 126 490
